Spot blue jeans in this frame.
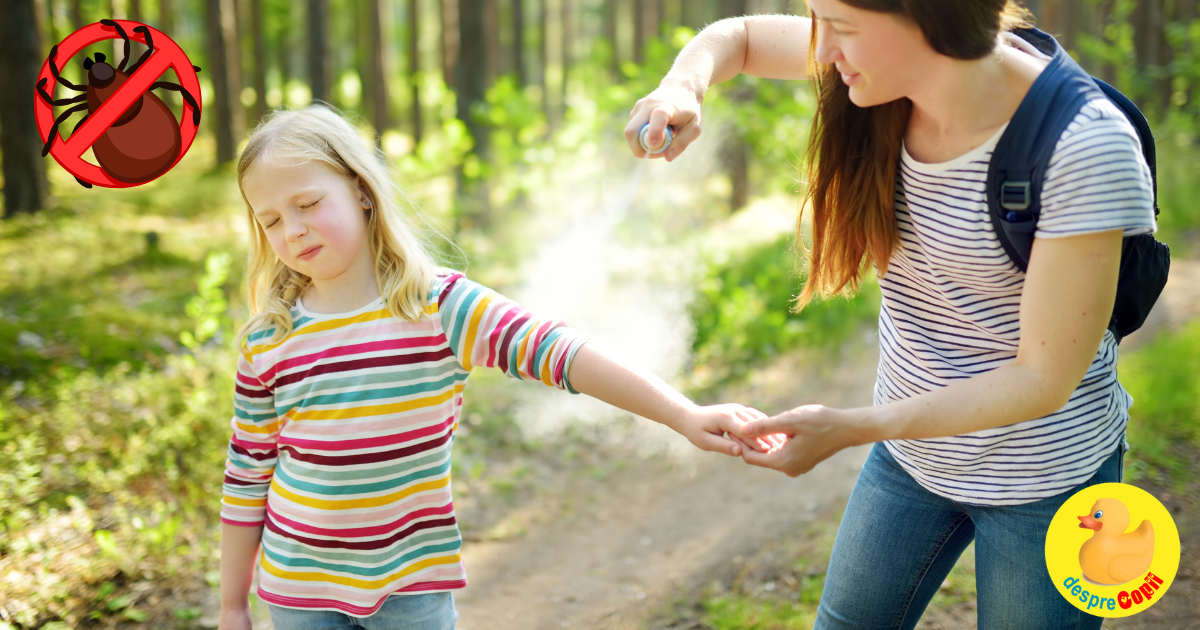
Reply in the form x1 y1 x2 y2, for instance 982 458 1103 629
815 439 1125 630
267 592 457 630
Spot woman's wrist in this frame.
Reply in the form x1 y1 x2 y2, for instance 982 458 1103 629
848 404 897 445
658 74 708 105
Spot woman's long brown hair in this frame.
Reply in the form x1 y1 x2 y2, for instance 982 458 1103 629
795 0 1033 310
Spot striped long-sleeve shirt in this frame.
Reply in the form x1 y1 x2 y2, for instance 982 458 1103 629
220 269 588 614
878 97 1156 506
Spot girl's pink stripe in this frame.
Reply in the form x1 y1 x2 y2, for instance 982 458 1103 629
279 416 454 451
266 502 455 537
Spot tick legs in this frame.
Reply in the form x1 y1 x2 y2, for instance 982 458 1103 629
100 20 133 72
150 82 202 125
42 103 89 156
36 79 87 107
47 45 85 92
125 26 155 75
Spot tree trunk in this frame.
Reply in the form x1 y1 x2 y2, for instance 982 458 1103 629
205 0 237 164
633 0 644 63
720 0 749 211
457 0 492 222
720 0 747 19
307 0 331 104
111 0 125 69
41 0 56 50
71 0 82 31
160 0 172 33
513 0 525 86
604 0 619 77
250 0 267 124
408 0 420 145
561 0 572 111
484 0 499 81
130 0 141 22
0 0 49 216
442 0 459 88
681 0 702 29
542 0 554 128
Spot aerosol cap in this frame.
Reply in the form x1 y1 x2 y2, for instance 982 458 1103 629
638 123 673 155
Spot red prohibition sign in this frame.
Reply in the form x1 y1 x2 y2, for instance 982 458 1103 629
34 20 201 188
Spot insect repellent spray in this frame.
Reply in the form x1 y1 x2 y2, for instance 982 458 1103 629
638 124 673 155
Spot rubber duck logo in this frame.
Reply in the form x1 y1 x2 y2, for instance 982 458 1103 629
1077 498 1154 585
1046 483 1179 618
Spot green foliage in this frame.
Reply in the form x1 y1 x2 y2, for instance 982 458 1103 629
180 251 233 351
701 596 818 630
1151 133 1200 255
690 234 881 389
1119 319 1200 485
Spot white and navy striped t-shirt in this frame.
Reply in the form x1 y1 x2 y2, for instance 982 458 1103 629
878 97 1157 506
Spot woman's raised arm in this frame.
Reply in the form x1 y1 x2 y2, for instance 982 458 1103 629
625 15 813 161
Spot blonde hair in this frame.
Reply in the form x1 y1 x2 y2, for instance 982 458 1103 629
235 105 438 344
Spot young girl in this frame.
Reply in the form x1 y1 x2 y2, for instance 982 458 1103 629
629 1 1155 628
217 105 763 630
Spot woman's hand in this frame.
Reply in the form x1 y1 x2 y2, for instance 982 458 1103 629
625 84 705 162
739 405 874 476
669 403 773 457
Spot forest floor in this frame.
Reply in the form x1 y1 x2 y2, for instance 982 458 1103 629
181 261 1200 630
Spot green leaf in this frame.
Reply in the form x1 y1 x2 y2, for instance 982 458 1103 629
94 529 118 556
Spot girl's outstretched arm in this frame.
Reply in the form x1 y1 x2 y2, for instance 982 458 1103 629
217 522 263 630
436 272 764 455
567 342 764 457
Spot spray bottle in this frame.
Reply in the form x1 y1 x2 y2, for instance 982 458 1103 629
638 124 674 156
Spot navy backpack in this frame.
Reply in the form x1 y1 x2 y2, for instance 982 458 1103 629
987 27 1170 344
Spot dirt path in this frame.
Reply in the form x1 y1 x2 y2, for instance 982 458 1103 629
454 345 881 630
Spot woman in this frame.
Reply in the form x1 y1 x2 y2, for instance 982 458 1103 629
627 1 1155 628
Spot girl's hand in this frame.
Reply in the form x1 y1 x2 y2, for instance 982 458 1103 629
739 405 872 476
217 604 253 630
671 403 772 457
624 84 704 162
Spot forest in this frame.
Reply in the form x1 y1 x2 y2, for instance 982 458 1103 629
1 1 1199 629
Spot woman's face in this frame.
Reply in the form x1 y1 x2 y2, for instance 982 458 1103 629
807 0 937 107
242 159 373 286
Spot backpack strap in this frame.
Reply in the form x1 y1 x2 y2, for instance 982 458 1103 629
1091 78 1160 217
986 28 1105 272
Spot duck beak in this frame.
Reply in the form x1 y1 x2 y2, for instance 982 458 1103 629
1078 515 1103 531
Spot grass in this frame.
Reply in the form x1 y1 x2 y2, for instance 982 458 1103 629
1119 318 1200 488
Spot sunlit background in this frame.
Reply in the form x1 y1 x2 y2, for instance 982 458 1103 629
1 0 1198 628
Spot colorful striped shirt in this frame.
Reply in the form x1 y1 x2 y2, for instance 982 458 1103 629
220 269 588 614
878 97 1157 506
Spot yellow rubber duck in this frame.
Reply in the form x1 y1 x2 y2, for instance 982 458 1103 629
1078 497 1155 585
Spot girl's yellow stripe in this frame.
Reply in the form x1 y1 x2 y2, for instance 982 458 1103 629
223 496 267 507
270 475 450 510
288 386 462 422
260 552 462 588
253 309 395 355
234 419 279 435
539 338 562 386
460 293 493 370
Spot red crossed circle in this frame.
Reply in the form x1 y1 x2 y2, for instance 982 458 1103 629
34 20 201 188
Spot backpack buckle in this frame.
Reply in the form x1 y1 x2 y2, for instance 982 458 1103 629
1001 181 1031 211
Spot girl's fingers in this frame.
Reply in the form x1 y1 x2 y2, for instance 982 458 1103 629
700 432 742 457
